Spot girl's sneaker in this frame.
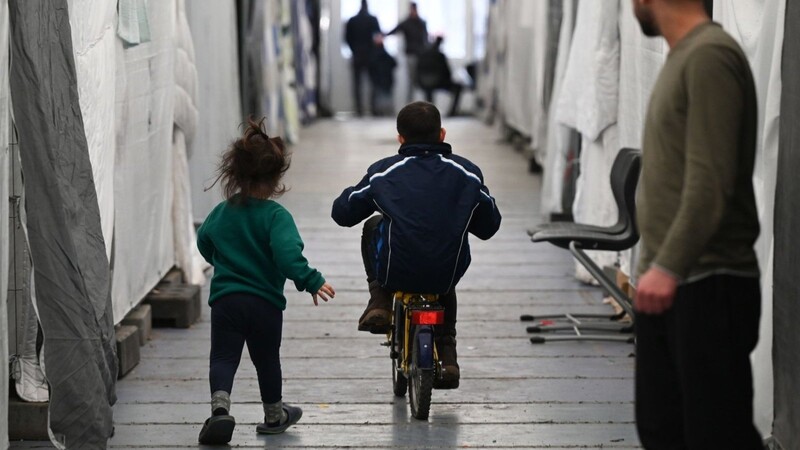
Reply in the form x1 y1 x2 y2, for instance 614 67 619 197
256 404 303 434
198 413 236 445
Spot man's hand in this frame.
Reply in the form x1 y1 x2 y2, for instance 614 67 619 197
312 283 336 306
635 267 679 314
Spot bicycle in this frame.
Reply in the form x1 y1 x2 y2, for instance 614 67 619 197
384 291 447 420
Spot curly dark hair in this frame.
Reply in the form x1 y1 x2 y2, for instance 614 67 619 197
207 117 291 203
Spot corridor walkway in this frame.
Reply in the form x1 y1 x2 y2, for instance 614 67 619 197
15 118 639 449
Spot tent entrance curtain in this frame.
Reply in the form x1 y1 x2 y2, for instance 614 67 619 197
8 0 117 448
773 2 800 448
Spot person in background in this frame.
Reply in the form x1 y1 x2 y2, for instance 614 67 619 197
386 2 428 102
196 118 335 445
416 36 463 117
345 0 381 116
631 0 762 448
368 34 398 116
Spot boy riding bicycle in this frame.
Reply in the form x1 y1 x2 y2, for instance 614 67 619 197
331 102 501 384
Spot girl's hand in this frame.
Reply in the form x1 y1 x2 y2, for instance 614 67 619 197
312 283 336 306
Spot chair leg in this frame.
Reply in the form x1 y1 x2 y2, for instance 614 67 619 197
569 241 635 321
522 242 636 345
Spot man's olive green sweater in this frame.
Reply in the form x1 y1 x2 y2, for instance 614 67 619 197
637 22 760 281
197 197 325 309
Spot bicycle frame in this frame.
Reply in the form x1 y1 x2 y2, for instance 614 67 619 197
392 292 444 376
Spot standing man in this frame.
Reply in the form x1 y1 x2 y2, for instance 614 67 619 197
632 0 762 449
345 0 381 116
386 2 428 102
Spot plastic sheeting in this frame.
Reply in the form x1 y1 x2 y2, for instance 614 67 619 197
500 1 547 145
1 1 9 446
185 0 242 221
67 0 116 260
292 0 318 123
540 0 576 216
616 2 666 152
615 1 666 277
715 0 785 439
172 0 207 286
237 0 268 119
555 0 621 281
773 2 800 446
8 1 117 448
112 0 177 322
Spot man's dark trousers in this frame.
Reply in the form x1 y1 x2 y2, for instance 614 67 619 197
352 57 374 116
635 274 762 449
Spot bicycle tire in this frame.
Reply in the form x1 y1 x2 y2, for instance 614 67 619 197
390 300 408 396
409 329 434 420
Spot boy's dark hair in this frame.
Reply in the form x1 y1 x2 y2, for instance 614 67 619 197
208 117 290 203
397 101 442 144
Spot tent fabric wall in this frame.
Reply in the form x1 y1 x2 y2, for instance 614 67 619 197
112 1 177 322
773 1 800 446
540 0 576 216
172 0 207 286
500 1 547 144
263 1 286 137
185 0 242 221
1 1 9 446
616 1 666 152
278 0 300 143
554 0 621 281
66 0 116 261
555 0 619 143
292 0 318 123
715 0 785 437
615 0 666 276
237 0 267 119
8 0 117 448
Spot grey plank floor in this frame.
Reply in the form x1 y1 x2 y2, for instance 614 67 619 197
11 118 639 449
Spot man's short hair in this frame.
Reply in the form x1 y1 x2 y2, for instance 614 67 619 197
397 101 441 144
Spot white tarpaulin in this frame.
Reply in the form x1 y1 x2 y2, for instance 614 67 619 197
616 2 666 152
112 1 176 322
172 0 206 286
554 0 621 281
715 0 785 437
1 1 10 446
501 0 547 142
615 1 666 277
185 0 242 221
540 0 575 216
67 0 116 260
556 0 619 142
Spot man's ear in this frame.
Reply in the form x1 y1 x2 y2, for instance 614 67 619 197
439 128 446 142
397 134 406 144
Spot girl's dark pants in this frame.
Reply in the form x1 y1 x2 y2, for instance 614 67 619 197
209 293 283 404
635 274 762 449
361 215 457 336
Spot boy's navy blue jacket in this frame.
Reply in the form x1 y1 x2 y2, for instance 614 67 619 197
332 142 501 294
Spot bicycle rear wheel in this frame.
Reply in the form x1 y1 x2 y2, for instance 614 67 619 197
408 330 434 420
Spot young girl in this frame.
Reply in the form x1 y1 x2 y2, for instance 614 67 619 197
196 118 335 445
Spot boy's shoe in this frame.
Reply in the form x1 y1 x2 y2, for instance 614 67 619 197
357 280 393 333
435 335 460 389
198 413 236 445
256 404 303 434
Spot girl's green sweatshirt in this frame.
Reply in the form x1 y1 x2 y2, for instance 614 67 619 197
197 197 325 309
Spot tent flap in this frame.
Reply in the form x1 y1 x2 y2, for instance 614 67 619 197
8 0 117 448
